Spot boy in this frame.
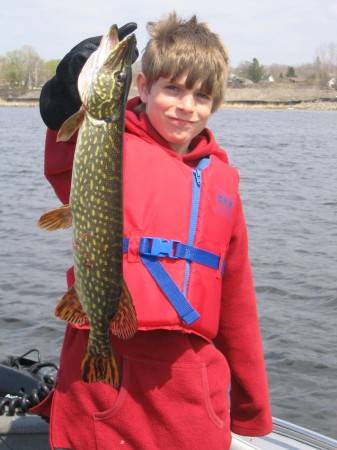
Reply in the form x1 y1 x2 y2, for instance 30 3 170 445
33 12 272 449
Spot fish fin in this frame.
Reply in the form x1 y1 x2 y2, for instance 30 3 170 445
37 204 72 231
81 347 120 387
57 108 86 142
55 284 88 326
110 279 138 340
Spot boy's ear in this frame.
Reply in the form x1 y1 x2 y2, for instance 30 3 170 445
136 72 149 103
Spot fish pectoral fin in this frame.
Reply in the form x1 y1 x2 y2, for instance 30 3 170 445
55 284 88 326
110 279 138 340
37 204 72 231
57 107 86 142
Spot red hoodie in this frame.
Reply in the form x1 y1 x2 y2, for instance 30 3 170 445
42 97 272 438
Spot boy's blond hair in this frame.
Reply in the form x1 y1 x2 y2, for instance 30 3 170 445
141 12 229 112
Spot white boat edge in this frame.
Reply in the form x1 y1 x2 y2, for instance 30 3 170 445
232 417 337 450
1 415 337 449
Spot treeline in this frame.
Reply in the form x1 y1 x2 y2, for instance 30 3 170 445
232 42 337 86
0 46 60 89
0 42 336 90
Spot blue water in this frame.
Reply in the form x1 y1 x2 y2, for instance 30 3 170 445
1 106 336 438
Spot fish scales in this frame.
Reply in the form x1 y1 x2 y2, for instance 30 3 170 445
73 121 123 324
37 26 138 386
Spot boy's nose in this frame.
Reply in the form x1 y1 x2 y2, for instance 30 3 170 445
178 93 195 111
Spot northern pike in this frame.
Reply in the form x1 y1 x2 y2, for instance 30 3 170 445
37 26 138 386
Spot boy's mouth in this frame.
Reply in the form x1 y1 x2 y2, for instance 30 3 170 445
168 116 196 125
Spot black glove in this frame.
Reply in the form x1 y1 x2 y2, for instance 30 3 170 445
40 22 138 130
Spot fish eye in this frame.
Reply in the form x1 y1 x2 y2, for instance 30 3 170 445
116 71 126 84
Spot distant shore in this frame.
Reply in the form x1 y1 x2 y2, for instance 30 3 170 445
223 100 337 110
1 85 336 110
0 100 39 107
223 85 337 110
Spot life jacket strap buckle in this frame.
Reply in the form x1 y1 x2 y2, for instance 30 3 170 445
140 237 179 259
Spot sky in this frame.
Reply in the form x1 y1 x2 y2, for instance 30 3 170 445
1 0 337 68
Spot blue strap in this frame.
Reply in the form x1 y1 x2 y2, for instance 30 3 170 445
123 236 226 325
124 237 226 274
140 255 200 325
175 243 225 272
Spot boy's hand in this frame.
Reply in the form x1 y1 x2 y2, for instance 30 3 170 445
40 22 138 130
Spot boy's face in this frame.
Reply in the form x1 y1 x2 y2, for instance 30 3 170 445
137 72 213 155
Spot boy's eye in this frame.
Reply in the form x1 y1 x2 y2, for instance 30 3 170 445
166 84 179 92
197 92 211 101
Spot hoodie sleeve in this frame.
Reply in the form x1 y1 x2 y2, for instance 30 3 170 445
213 195 273 436
44 128 77 204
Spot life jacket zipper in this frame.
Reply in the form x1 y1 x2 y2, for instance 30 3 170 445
183 157 210 295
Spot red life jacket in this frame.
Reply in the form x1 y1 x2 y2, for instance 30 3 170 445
121 133 239 341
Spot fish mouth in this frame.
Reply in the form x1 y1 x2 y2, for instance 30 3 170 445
118 33 137 62
92 25 137 70
78 25 137 110
107 31 137 68
104 25 137 66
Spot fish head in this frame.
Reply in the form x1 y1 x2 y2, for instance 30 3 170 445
78 25 137 121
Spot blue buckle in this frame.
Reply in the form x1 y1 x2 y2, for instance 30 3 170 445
141 237 179 258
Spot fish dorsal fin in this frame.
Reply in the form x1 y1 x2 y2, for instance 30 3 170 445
110 279 138 339
37 204 72 231
57 108 86 142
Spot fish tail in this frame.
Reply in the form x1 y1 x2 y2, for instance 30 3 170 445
81 347 120 387
110 279 138 340
37 204 72 231
55 284 88 325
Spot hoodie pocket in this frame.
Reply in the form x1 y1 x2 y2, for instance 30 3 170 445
93 355 230 450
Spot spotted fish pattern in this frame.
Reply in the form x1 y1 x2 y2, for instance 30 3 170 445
37 26 138 386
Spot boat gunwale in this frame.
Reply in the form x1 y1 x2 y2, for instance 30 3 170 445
271 417 337 450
